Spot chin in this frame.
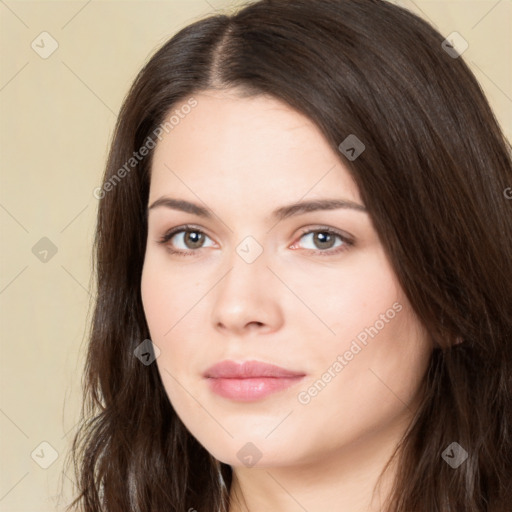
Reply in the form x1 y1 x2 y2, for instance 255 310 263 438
195 432 307 469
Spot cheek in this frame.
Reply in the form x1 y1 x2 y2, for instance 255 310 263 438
298 248 403 345
141 265 200 429
293 250 430 434
299 297 430 432
140 256 205 390
140 252 201 340
290 317 429 467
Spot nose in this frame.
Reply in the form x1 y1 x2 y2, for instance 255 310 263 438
210 245 284 337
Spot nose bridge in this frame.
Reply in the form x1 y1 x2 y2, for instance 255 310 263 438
221 233 269 296
234 234 266 267
211 233 282 333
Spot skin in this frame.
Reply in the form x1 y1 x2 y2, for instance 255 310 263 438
141 89 433 511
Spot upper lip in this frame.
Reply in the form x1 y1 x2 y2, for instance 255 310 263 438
204 360 305 379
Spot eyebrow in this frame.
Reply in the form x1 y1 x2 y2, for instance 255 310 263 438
148 197 367 222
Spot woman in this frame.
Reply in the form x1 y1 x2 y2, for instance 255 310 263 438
66 0 512 510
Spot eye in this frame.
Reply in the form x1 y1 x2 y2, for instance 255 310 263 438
291 227 354 256
157 224 354 257
157 225 215 256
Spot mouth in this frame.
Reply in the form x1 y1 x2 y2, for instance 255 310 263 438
203 360 306 402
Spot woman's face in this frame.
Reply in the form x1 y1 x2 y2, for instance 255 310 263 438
141 89 432 469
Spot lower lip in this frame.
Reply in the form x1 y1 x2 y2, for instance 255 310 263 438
207 376 305 401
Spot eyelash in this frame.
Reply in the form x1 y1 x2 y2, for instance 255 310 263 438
157 224 354 257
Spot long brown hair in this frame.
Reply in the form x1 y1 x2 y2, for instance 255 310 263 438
65 0 512 510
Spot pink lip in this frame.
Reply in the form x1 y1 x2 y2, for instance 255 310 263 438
204 360 306 401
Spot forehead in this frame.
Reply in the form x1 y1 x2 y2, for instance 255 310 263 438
149 90 362 208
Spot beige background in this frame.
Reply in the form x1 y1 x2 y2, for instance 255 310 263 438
0 1 510 510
